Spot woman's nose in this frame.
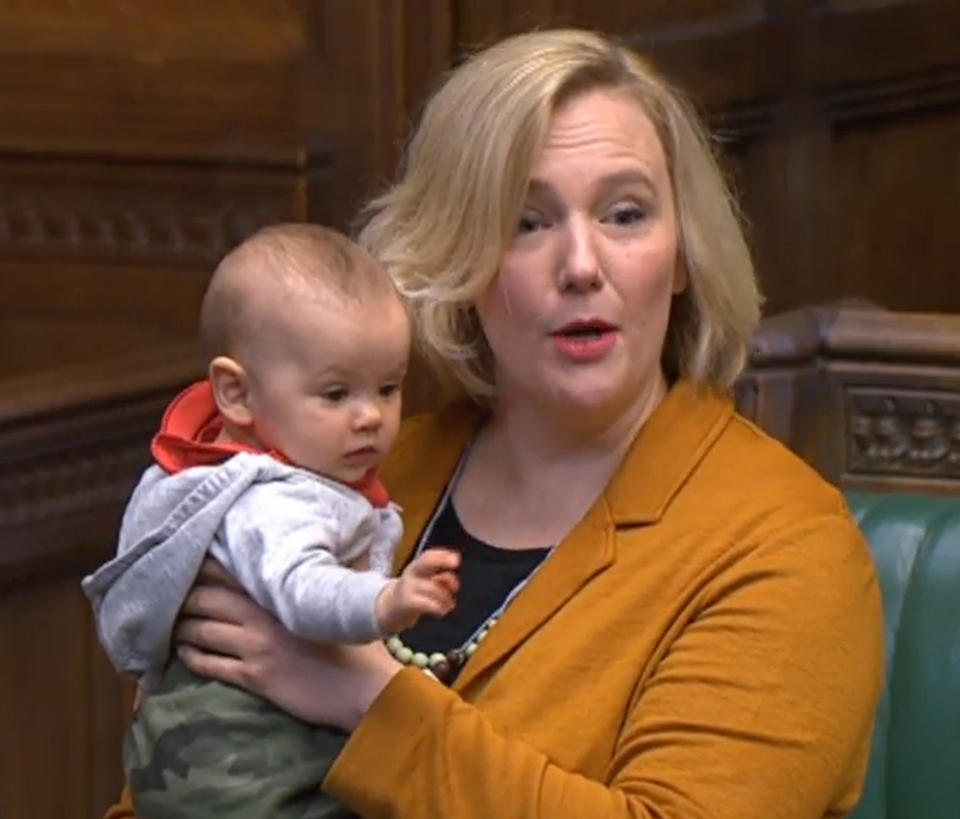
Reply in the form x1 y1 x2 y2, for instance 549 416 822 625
557 217 602 292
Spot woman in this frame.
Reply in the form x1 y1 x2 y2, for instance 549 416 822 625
109 29 883 818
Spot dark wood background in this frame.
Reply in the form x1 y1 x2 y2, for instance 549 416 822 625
1 1 958 817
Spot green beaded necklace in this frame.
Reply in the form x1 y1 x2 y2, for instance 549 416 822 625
385 618 498 684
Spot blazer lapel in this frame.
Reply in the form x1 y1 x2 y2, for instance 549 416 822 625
384 402 483 571
452 381 734 694
452 497 614 693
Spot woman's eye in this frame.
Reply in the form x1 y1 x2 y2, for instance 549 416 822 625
379 383 400 398
606 204 646 227
517 211 546 234
321 387 348 403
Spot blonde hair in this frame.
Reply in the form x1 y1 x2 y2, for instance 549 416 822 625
358 29 761 399
200 223 394 359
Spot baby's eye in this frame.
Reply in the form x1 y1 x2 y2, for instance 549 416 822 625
379 382 400 398
605 204 646 227
321 387 348 403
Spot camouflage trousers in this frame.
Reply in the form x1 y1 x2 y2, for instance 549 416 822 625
124 658 358 818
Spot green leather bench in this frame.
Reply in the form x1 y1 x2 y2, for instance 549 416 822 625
845 492 960 819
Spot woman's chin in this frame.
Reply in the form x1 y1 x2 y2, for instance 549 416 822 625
537 370 665 431
541 384 633 424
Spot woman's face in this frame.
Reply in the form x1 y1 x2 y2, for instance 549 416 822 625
477 88 685 427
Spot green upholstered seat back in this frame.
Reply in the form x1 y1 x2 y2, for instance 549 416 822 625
844 492 960 819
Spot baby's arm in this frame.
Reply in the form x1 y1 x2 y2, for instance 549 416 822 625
375 548 460 634
215 480 457 643
214 481 392 643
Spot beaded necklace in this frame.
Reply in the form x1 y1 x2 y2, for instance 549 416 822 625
384 437 554 684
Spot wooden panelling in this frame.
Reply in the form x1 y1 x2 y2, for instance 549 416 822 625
453 0 960 315
0 576 135 817
810 0 959 86
0 579 92 815
0 313 198 378
0 2 311 160
0 1 439 385
0 345 201 819
457 0 785 111
811 112 960 311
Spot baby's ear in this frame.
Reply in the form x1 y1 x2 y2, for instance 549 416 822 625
208 356 254 427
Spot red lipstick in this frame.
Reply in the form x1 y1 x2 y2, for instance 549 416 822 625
550 319 618 363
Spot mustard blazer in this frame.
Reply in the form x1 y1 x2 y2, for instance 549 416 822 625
326 382 884 818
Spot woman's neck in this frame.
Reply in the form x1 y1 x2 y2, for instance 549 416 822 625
454 374 669 550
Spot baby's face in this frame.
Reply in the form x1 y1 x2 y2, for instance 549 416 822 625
243 289 410 484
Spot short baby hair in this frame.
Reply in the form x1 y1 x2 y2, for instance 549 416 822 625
200 223 395 359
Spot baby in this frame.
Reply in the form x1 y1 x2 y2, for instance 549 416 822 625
82 224 458 817
85 222 458 685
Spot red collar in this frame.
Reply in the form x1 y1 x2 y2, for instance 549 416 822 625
151 381 390 508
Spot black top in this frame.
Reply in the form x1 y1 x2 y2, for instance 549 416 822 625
398 494 550 683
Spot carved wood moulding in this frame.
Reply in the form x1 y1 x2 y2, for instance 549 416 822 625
845 387 960 478
0 433 151 531
810 0 944 17
821 65 960 126
0 404 167 588
625 3 769 44
708 99 785 146
0 161 301 266
620 4 785 138
0 342 204 585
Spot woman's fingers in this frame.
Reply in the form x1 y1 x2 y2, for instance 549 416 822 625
180 582 260 624
195 556 244 590
175 615 250 658
177 642 248 688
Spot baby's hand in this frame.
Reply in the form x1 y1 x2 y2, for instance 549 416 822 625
375 548 460 634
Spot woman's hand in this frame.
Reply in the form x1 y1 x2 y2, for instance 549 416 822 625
175 558 403 731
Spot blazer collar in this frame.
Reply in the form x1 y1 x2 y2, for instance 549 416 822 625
383 401 484 570
604 380 734 526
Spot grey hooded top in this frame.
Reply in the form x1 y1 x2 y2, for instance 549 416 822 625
82 451 401 691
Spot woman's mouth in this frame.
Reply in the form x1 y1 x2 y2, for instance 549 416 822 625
550 320 618 362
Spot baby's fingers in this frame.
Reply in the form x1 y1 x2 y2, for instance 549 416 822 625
426 579 458 612
409 579 457 616
432 570 459 596
408 548 460 578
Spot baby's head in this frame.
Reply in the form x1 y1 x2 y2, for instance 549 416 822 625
200 223 410 483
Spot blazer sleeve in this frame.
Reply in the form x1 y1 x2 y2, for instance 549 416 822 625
324 513 884 819
104 785 133 818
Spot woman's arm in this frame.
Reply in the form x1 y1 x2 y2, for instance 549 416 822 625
169 515 882 819
185 520 880 819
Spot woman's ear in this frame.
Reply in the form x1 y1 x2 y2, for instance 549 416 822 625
672 259 688 295
208 356 254 427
